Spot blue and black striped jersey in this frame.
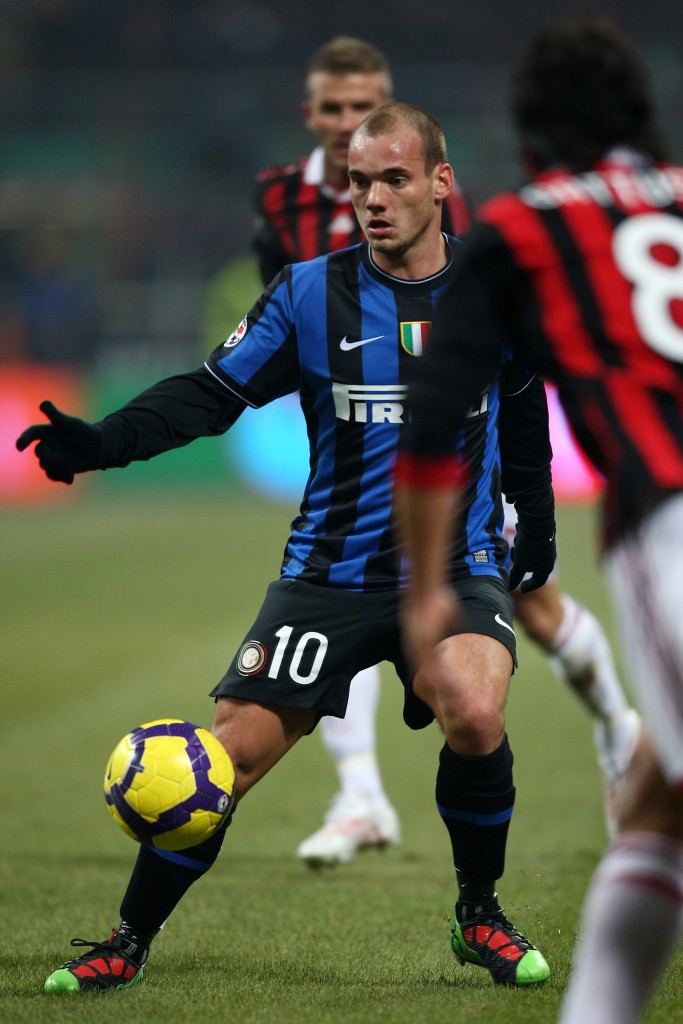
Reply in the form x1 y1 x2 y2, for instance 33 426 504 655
205 239 509 591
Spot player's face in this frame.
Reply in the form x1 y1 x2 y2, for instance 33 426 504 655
348 126 453 276
304 72 389 186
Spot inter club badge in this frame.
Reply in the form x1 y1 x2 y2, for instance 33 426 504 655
236 640 267 676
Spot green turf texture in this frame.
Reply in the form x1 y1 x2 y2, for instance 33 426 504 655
2 493 681 1023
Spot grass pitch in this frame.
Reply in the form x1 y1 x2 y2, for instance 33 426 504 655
1 491 681 1024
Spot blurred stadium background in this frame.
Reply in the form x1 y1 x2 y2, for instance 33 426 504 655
1 1 681 505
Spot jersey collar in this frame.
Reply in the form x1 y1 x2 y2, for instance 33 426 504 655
304 147 352 202
360 234 458 294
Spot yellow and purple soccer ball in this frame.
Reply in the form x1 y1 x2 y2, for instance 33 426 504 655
104 719 235 851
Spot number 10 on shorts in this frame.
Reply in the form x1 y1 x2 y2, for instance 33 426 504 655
269 626 329 685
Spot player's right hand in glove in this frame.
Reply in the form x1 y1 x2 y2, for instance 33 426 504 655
16 400 101 484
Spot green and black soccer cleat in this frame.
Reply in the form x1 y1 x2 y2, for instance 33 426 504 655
44 930 146 993
451 903 550 987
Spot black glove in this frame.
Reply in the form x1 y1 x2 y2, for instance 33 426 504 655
16 401 101 484
508 515 557 594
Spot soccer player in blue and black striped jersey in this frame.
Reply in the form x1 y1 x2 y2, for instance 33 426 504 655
20 102 555 992
253 38 474 868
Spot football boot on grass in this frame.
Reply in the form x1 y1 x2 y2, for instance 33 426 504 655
44 929 147 993
451 902 550 987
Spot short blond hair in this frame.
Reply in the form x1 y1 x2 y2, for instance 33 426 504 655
354 102 447 172
306 36 393 97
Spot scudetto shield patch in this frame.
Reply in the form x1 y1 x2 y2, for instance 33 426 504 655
400 321 430 356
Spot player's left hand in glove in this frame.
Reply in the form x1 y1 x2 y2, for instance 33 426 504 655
16 400 101 484
508 515 557 594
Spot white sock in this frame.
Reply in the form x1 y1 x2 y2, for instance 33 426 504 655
559 831 683 1024
549 594 628 722
319 665 389 805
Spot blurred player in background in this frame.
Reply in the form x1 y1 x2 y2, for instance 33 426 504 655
502 499 639 839
20 102 555 992
396 18 683 1023
253 33 637 865
253 36 470 868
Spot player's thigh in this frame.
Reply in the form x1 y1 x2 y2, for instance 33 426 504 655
455 574 517 669
604 494 683 787
417 632 513 716
413 576 516 714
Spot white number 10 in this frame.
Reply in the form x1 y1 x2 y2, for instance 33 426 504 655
268 625 329 685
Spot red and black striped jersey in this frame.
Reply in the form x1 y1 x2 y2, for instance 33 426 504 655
402 153 683 547
253 146 471 286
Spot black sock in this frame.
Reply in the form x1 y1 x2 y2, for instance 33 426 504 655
116 921 152 966
435 736 515 888
119 814 232 938
454 880 500 922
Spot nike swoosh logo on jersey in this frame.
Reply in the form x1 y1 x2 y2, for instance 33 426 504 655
494 613 516 636
339 335 384 351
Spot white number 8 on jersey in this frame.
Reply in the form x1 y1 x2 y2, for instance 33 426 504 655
613 213 683 362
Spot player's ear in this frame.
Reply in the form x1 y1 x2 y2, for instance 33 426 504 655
302 100 314 130
434 162 454 202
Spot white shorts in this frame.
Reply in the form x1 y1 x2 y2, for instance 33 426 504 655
503 499 558 585
603 493 683 787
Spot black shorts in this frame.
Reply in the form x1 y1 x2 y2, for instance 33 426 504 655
210 576 516 730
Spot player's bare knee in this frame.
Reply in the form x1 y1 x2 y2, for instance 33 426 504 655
439 693 506 755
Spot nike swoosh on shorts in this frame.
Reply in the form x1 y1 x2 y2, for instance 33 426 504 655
494 612 515 636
